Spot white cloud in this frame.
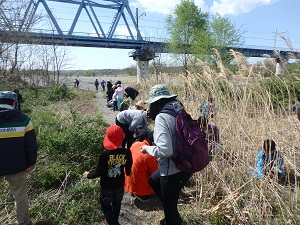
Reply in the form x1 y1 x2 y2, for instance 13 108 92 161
131 0 275 17
210 0 274 16
115 25 145 38
132 0 206 15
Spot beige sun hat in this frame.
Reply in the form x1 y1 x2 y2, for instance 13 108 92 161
135 100 145 109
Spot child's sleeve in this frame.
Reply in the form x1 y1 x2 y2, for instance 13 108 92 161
87 153 106 179
125 150 133 176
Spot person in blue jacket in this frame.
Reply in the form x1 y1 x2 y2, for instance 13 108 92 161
0 90 38 225
256 139 285 180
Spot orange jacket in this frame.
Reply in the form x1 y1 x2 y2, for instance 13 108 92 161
124 140 158 196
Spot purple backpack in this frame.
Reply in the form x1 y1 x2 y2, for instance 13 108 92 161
161 109 209 173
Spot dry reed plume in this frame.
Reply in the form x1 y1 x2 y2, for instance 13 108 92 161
133 50 300 224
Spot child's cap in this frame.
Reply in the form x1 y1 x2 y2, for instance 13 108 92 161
103 125 125 150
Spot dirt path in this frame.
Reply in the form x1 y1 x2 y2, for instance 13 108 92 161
65 75 164 225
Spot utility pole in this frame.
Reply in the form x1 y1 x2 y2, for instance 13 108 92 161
135 8 145 40
273 29 277 51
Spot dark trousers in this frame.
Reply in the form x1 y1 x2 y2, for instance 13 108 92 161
115 119 134 149
113 100 118 111
100 186 124 225
149 169 191 225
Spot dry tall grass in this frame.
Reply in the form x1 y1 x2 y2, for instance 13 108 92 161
131 52 300 224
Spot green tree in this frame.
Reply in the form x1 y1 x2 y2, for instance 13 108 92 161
83 70 95 77
166 0 209 77
206 13 244 67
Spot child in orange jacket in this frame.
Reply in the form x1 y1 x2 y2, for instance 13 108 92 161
124 132 158 202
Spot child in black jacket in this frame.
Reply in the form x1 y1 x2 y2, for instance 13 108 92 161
83 125 132 225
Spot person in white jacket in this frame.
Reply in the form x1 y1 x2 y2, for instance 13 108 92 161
140 84 191 225
116 109 149 149
112 84 125 110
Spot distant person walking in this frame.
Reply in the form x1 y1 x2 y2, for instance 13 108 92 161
83 125 132 225
74 79 80 88
95 79 99 91
101 79 106 91
13 89 23 111
0 90 38 225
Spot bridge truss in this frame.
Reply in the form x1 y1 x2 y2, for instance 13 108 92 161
0 0 299 61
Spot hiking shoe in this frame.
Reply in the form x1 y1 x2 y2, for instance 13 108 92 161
133 194 150 202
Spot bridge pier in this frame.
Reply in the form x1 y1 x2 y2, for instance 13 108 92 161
136 61 150 83
129 49 156 83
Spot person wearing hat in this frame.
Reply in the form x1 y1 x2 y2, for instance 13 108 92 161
135 100 145 110
0 90 38 225
83 124 132 225
140 84 192 225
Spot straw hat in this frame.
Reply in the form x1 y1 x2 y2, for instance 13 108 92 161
135 100 145 109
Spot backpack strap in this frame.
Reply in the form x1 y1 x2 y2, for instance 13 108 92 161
161 108 178 182
160 109 178 117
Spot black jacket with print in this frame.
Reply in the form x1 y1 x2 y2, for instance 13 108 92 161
87 147 132 189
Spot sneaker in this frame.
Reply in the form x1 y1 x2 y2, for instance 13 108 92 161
133 194 150 202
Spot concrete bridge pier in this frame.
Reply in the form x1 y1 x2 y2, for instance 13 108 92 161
129 49 156 83
136 61 150 83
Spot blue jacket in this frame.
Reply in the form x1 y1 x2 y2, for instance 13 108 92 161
0 105 38 176
256 149 284 179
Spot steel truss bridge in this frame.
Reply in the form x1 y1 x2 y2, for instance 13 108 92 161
0 0 299 61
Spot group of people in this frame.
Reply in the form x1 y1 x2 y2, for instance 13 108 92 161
1 83 294 225
83 84 194 225
105 80 139 112
84 85 246 225
200 96 286 181
94 79 106 91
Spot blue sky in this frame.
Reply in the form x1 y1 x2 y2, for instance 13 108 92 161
40 0 300 70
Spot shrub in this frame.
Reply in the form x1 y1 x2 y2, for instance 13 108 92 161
260 75 300 109
47 85 76 101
